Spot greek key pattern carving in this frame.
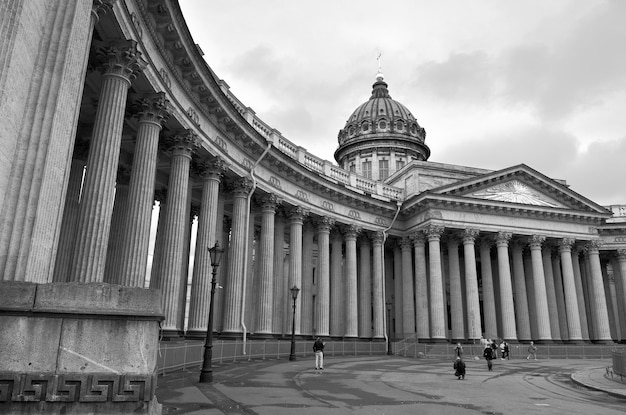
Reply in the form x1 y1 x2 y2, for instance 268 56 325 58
0 373 154 402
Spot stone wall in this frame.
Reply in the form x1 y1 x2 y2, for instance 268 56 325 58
0 282 164 414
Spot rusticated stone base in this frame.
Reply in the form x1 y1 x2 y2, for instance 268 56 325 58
0 281 164 414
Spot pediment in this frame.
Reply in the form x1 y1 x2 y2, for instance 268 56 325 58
430 164 611 214
468 179 564 208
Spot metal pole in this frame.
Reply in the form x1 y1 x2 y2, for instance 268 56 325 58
199 265 218 383
289 297 297 361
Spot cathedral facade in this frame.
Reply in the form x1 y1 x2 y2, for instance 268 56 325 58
1 0 626 412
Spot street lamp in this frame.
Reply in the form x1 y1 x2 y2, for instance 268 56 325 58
199 241 224 383
288 285 300 361
385 301 392 355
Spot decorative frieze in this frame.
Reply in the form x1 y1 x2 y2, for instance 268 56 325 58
0 373 154 402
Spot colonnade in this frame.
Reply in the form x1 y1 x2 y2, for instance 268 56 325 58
41 38 625 344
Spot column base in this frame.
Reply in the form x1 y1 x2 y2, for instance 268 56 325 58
185 330 208 339
564 339 585 344
591 339 616 345
160 329 184 340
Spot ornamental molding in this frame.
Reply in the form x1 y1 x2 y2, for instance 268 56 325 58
0 372 154 402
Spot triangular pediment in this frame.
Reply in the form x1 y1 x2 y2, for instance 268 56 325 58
468 179 564 208
428 164 611 214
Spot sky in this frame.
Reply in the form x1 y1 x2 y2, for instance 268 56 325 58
178 0 626 207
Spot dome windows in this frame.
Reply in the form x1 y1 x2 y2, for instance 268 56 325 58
348 126 355 136
362 122 369 132
396 121 404 131
378 120 387 130
410 124 418 134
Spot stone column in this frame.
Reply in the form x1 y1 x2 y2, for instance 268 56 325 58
393 243 404 337
412 232 430 341
371 231 385 338
511 241 531 341
495 232 517 341
611 249 626 343
156 131 199 335
215 213 229 333
447 236 464 342
426 225 446 341
528 235 552 341
359 234 372 338
552 253 569 340
524 254 539 340
117 93 170 287
301 221 314 335
103 172 130 284
572 247 590 340
149 189 167 290
222 179 254 334
462 229 481 341
542 246 561 341
53 139 89 282
400 236 415 336
286 207 307 335
604 264 619 340
480 240 498 339
0 1 96 284
186 158 225 334
253 194 279 335
69 40 146 283
315 217 334 337
272 211 286 335
344 224 360 337
585 240 612 342
330 229 344 336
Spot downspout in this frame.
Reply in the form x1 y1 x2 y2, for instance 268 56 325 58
382 199 402 354
241 136 273 354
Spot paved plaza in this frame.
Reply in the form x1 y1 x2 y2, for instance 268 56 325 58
156 355 625 414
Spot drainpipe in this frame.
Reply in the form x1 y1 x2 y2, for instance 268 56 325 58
241 136 273 354
382 199 403 354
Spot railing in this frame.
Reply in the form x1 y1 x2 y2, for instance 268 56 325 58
612 349 626 382
220 88 403 201
157 339 387 375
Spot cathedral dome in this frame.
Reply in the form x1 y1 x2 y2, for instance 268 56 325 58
334 74 430 181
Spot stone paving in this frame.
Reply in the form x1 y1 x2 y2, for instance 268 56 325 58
156 355 626 414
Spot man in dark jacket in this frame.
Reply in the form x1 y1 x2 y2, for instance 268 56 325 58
313 337 325 370
483 344 494 371
453 357 466 380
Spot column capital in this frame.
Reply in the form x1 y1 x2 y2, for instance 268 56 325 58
617 249 626 262
194 156 227 181
165 130 200 157
495 231 512 247
130 92 171 126
400 236 413 250
230 177 254 197
558 237 575 252
424 224 444 241
342 224 361 240
315 216 335 233
259 194 281 212
462 228 480 244
409 231 426 245
287 206 308 223
94 39 147 84
371 231 385 246
528 234 546 249
584 239 603 254
91 0 115 24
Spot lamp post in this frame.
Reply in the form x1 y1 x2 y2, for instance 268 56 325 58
199 241 224 383
385 301 392 355
288 285 300 361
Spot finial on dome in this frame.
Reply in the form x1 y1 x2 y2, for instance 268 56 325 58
376 51 384 81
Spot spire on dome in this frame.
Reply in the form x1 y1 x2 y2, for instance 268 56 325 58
376 51 384 81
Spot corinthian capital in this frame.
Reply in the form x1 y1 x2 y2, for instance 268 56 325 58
316 216 335 233
558 238 575 252
495 231 512 247
462 228 480 244
194 156 226 181
584 239 603 253
94 39 147 83
528 234 546 249
424 224 444 240
165 130 200 156
131 92 171 126
342 224 361 239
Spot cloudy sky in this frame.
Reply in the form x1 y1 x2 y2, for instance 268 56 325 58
179 0 626 207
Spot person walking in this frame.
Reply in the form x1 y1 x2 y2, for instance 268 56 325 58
454 343 463 358
483 343 494 371
453 357 466 380
526 341 537 360
313 337 325 370
502 341 510 360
